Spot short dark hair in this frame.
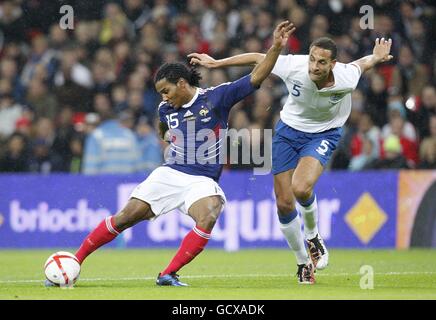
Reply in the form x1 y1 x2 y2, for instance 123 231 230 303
310 37 337 60
154 62 202 87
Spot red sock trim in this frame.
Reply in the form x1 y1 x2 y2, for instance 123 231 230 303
106 216 120 235
193 225 211 239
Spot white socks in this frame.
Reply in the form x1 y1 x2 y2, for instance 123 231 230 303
279 216 310 265
299 195 319 240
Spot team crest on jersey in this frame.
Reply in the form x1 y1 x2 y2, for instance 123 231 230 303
292 79 303 86
199 108 209 117
329 93 345 104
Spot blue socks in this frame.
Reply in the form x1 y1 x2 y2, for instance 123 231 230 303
297 193 315 207
278 208 298 224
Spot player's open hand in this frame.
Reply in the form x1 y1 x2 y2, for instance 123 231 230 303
273 21 296 49
373 38 393 63
188 52 217 68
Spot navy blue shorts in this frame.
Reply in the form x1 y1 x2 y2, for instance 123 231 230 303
272 120 342 175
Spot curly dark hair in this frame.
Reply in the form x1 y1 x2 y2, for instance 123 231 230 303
154 62 202 87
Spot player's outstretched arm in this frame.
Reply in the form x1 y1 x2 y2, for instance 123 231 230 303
352 38 393 73
188 22 295 69
189 52 265 68
249 21 295 87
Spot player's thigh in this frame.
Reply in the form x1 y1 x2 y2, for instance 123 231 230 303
188 195 224 229
114 198 155 231
298 128 342 169
293 128 341 192
271 131 299 175
274 169 295 198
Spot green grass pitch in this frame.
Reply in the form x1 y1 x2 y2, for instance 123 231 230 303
1 249 436 300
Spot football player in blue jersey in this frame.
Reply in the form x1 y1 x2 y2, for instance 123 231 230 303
63 21 295 288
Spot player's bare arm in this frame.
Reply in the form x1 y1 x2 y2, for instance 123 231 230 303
188 23 295 69
352 38 393 73
249 21 295 87
158 121 169 141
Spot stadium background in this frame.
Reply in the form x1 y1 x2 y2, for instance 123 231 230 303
0 0 436 296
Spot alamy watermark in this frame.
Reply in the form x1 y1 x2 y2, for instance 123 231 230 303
59 5 74 30
360 5 374 30
359 265 374 289
163 123 273 176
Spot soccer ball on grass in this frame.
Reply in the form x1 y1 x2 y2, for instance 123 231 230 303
44 251 80 287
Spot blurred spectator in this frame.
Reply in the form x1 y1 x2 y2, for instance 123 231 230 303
123 0 151 33
28 117 63 173
349 112 381 170
418 114 436 168
349 137 377 171
366 72 389 127
382 100 417 142
390 45 429 97
112 84 129 113
368 135 410 169
28 139 64 174
415 85 436 139
83 112 101 135
54 46 94 90
0 93 23 139
386 116 419 168
0 0 26 44
99 2 132 45
69 134 85 173
20 34 57 87
82 110 142 175
0 133 29 172
136 116 163 171
25 78 58 120
418 137 436 169
52 107 78 171
0 58 25 103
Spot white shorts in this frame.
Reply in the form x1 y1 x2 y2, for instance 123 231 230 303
130 166 226 217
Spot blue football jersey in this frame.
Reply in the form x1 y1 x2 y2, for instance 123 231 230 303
159 74 258 181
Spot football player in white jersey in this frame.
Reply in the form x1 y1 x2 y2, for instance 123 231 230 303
189 36 393 284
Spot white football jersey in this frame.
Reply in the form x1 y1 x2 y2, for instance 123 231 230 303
272 54 362 133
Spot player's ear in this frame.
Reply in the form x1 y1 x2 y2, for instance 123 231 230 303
331 59 337 68
177 78 185 88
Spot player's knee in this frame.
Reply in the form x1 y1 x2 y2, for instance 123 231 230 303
292 182 313 202
276 196 295 214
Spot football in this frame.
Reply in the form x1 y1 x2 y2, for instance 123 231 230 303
44 251 81 287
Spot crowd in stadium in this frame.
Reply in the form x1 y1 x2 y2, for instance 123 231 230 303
0 0 435 174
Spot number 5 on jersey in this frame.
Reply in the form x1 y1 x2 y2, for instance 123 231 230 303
291 84 301 97
316 140 330 156
166 113 179 129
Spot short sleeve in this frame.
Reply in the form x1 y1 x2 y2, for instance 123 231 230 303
271 54 294 80
342 63 362 90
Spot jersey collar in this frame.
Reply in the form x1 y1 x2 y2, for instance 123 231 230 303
181 88 199 108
